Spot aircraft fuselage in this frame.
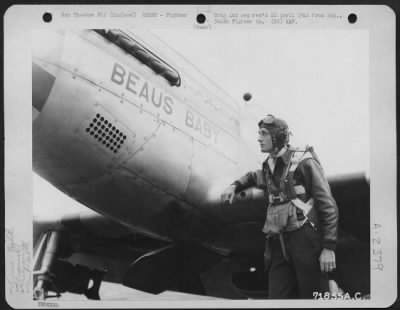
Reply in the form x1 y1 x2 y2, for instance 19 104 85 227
33 29 265 254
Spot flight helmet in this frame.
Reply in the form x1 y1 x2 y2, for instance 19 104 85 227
258 114 290 150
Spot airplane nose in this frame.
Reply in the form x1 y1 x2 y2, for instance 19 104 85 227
32 62 56 121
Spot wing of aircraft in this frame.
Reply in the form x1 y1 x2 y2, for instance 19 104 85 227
32 29 370 300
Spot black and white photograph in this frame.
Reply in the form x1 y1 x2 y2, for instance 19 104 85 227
4 5 396 308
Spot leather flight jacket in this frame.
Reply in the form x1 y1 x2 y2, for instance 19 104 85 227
233 146 339 251
262 148 314 236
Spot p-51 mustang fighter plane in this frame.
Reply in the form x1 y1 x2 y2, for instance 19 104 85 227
32 29 370 300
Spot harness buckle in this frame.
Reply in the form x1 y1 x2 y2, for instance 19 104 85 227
269 192 284 203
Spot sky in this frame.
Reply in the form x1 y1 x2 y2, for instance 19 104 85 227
151 28 369 175
34 28 369 216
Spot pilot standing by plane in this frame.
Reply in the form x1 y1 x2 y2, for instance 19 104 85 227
221 114 339 299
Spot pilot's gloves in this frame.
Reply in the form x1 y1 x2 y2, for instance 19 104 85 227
221 184 237 205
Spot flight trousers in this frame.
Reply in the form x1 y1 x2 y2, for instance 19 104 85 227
266 223 330 299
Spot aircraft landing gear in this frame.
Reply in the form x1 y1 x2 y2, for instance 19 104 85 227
33 231 107 300
33 231 62 299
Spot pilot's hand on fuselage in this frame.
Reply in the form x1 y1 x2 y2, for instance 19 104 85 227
221 185 237 205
